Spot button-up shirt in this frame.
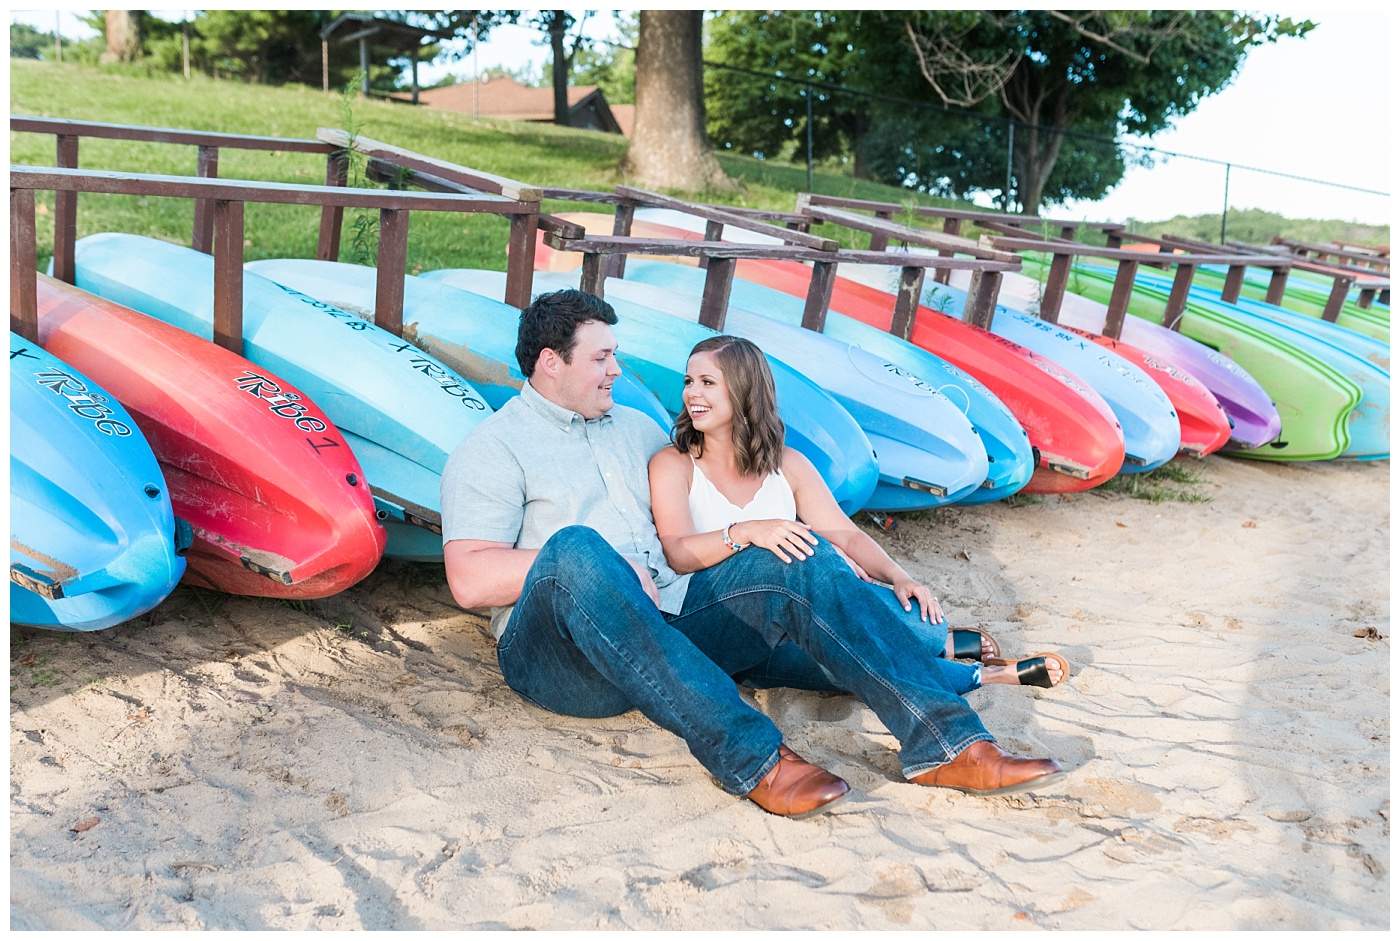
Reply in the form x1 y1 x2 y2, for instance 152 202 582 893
441 380 690 638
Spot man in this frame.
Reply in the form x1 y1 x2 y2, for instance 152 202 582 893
441 289 1066 819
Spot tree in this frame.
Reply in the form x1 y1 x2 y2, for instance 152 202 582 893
622 10 730 192
527 11 591 125
705 10 892 178
100 11 143 63
10 22 53 59
904 10 1313 212
706 10 1311 212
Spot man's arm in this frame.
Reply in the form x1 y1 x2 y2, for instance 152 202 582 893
444 538 660 610
444 539 538 610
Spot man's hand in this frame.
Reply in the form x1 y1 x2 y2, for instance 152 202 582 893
627 557 661 607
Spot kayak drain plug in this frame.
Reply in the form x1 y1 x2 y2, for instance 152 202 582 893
346 473 359 486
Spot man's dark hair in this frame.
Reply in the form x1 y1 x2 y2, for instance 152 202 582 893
515 289 618 378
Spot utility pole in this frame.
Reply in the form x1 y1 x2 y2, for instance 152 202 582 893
54 12 63 62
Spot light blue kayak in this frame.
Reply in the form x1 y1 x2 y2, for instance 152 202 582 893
72 233 493 561
10 334 187 631
248 259 878 514
420 267 880 513
540 272 992 510
618 261 1035 504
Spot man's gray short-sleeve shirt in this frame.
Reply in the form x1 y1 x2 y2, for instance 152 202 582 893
441 381 690 638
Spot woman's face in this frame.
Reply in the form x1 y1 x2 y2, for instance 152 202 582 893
682 350 734 435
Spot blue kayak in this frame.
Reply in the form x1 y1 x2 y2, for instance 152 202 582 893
538 272 992 510
242 259 671 427
618 261 1035 504
71 233 492 561
248 259 878 514
10 334 187 631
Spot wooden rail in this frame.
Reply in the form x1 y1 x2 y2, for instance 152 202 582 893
532 185 1020 333
10 165 536 353
11 115 335 281
1116 231 1379 322
315 128 542 309
10 115 546 316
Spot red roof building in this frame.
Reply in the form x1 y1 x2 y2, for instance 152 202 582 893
406 76 627 135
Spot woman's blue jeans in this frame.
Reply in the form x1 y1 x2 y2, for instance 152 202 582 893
497 526 993 795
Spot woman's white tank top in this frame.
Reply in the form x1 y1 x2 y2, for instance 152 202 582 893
687 458 797 531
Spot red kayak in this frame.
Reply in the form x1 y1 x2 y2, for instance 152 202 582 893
1057 325 1232 457
537 213 1126 493
35 274 387 598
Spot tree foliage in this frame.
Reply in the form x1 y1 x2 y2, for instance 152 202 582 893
705 10 1312 212
10 22 54 60
572 12 637 105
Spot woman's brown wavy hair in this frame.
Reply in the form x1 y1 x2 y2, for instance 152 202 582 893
671 335 786 477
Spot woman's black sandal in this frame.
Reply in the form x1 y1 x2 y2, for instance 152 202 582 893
950 628 1001 662
985 652 1070 689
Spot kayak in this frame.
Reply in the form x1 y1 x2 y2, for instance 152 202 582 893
535 212 1035 504
71 233 492 561
938 266 1282 451
10 332 186 631
1018 255 1364 461
34 274 386 597
527 269 992 511
419 267 883 512
616 210 1127 494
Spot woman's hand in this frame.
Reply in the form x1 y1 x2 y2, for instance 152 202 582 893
733 519 819 563
893 577 944 624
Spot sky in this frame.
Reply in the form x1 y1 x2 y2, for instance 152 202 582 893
10 7 1393 226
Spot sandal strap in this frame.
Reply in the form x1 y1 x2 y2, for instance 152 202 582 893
950 629 986 661
1015 656 1054 688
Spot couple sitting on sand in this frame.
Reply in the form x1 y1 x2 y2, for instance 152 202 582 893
441 289 1071 819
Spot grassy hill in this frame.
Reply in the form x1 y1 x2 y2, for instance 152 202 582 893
9 60 968 273
10 59 1388 272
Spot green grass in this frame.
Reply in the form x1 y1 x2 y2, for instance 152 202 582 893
1097 459 1213 504
11 59 970 272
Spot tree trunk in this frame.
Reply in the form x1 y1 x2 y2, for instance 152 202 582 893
100 11 142 64
621 10 731 192
549 12 570 126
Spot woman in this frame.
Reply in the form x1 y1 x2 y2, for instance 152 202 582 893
649 335 1068 692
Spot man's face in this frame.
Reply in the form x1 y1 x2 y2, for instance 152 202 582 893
551 320 621 420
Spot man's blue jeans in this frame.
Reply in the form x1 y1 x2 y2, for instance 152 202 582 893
497 526 993 795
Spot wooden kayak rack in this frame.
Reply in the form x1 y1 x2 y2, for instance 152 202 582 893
9 115 543 352
336 135 1023 338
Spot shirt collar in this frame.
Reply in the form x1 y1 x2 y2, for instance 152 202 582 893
521 379 612 431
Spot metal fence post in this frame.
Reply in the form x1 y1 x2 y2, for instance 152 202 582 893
1220 163 1231 245
805 83 814 193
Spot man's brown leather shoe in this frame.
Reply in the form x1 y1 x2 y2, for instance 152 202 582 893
909 740 1066 796
747 744 851 819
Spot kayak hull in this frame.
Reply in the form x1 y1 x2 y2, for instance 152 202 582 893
10 334 186 631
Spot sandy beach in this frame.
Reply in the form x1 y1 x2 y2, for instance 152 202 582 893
8 454 1389 929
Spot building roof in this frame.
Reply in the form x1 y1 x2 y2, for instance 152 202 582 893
414 76 593 122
